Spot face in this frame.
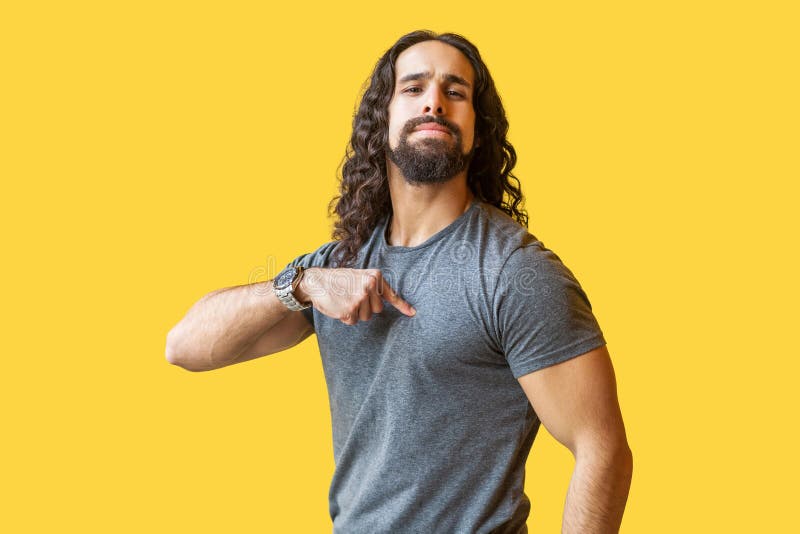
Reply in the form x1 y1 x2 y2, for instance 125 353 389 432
386 40 477 185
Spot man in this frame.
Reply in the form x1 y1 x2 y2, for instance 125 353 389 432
166 30 632 533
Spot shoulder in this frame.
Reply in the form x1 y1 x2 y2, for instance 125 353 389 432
471 201 541 251
470 203 591 308
470 201 563 275
286 240 343 270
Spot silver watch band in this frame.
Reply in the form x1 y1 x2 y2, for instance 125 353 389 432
274 267 311 311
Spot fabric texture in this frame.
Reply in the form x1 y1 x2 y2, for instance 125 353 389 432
285 198 606 533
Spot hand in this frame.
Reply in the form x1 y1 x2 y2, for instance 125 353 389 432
295 268 416 326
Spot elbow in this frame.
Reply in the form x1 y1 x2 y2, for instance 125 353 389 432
617 442 634 481
615 444 634 493
614 436 633 469
164 328 180 365
606 439 633 473
165 328 211 372
575 435 633 477
609 441 634 486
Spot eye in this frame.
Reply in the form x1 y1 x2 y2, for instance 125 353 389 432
447 90 465 98
403 86 422 94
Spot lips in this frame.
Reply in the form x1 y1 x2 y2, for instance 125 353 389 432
414 123 451 134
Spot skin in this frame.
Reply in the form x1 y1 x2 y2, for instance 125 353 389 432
167 38 632 533
384 40 476 247
383 46 633 529
386 41 633 532
519 345 633 533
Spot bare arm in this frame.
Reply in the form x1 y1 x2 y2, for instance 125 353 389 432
518 345 633 533
165 267 415 372
165 278 312 372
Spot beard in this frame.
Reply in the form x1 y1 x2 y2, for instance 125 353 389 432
386 116 475 185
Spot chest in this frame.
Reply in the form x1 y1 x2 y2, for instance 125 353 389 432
315 279 505 389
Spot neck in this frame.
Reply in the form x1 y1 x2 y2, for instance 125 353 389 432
384 163 475 247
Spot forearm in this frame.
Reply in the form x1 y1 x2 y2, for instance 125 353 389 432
165 280 289 371
562 445 633 534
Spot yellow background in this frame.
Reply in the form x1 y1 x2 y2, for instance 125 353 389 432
2 1 798 532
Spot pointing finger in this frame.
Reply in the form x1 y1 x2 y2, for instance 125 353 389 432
378 278 416 317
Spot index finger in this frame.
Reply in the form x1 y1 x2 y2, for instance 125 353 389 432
377 276 416 317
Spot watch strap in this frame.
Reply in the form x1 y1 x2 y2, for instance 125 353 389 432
274 266 311 311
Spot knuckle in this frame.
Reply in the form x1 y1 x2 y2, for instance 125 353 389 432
364 275 377 292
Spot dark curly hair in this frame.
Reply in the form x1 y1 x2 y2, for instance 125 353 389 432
329 30 528 267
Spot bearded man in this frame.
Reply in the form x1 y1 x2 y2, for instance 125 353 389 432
167 30 633 534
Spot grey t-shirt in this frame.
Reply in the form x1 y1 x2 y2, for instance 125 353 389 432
286 198 606 533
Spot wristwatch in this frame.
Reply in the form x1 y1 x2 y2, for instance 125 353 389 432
273 265 311 311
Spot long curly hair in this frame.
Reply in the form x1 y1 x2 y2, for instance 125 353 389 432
329 30 528 267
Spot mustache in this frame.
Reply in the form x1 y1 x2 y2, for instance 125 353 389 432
401 116 461 137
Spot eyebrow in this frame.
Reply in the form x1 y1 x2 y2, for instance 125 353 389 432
397 71 472 89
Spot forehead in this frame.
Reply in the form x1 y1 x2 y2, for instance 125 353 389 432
394 40 474 86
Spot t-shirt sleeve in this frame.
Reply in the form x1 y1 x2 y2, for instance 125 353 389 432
492 244 607 379
283 240 341 330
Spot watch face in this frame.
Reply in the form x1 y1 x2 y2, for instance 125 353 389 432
274 267 296 290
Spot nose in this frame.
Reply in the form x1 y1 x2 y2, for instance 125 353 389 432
423 87 445 116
